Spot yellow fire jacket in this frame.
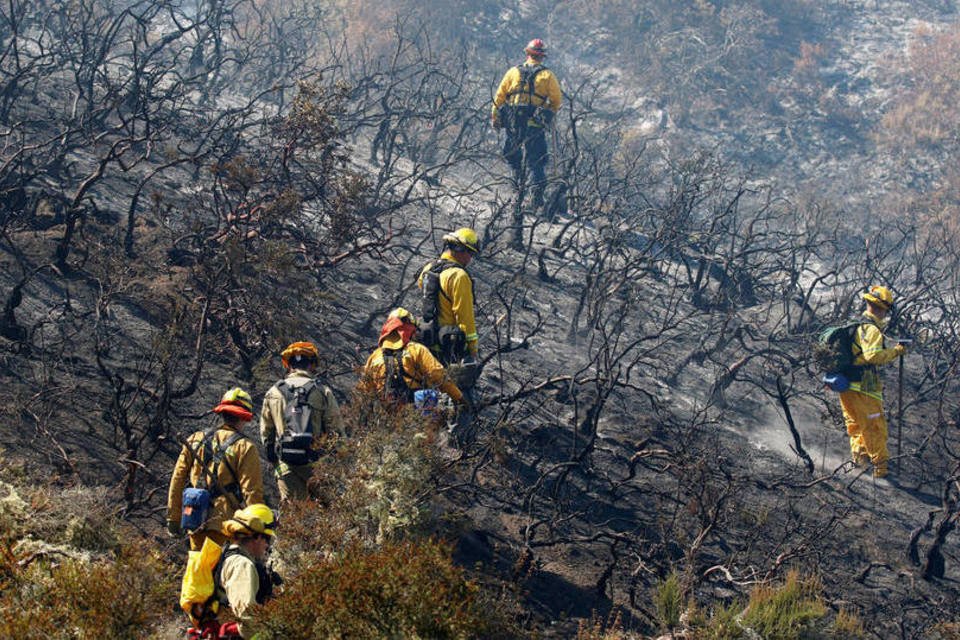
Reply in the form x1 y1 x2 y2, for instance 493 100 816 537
418 250 478 356
850 310 904 401
362 340 464 402
220 544 259 638
492 59 562 121
260 369 346 462
167 425 264 532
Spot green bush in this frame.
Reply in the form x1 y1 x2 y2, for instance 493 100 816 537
739 571 826 639
653 571 684 631
251 539 505 639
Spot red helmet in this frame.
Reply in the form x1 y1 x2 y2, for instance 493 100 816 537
524 38 547 58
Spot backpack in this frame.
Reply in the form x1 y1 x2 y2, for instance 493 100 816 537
814 321 865 390
275 379 322 466
419 259 459 350
181 427 247 532
383 348 415 404
502 64 551 132
180 536 225 626
181 540 275 632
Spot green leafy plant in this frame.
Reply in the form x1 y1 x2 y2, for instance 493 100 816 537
654 571 684 632
739 571 826 639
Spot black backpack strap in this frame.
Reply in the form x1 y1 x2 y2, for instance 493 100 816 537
294 379 320 434
212 546 244 607
422 259 459 322
198 428 247 504
509 63 548 104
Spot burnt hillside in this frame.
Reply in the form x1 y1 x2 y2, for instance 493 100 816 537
3 1 960 638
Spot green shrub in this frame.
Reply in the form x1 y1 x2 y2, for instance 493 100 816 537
739 571 826 639
251 539 505 639
653 571 684 631
690 602 744 640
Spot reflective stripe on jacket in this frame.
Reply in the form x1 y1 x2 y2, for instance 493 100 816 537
849 310 900 401
362 341 464 402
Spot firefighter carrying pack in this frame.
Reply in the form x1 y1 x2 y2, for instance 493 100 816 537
383 348 415 404
181 539 277 637
814 321 865 391
181 427 246 532
419 259 462 355
501 64 552 132
275 379 322 466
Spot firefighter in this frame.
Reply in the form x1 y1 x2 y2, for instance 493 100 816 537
417 228 480 366
167 388 264 551
260 342 346 501
215 504 280 639
492 38 563 210
361 307 465 406
840 285 908 478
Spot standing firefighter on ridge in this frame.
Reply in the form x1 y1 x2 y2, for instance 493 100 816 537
838 286 908 479
492 38 562 211
417 228 480 366
260 341 346 502
167 387 264 551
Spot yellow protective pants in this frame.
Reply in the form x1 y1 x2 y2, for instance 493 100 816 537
839 390 888 465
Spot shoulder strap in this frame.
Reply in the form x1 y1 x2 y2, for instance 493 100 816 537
200 428 247 502
384 348 409 382
212 546 244 605
510 64 548 103
422 259 460 321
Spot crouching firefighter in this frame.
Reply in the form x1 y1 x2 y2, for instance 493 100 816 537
168 388 264 551
260 341 346 502
492 38 562 211
361 307 467 413
181 504 282 640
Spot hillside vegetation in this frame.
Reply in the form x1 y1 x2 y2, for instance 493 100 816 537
3 0 960 638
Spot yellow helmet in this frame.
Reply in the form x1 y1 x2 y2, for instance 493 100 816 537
442 227 480 254
862 285 894 310
213 387 254 420
388 307 419 327
281 341 319 368
227 503 277 537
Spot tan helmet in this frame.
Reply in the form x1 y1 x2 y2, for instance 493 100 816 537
862 285 894 310
442 227 480 254
281 341 319 368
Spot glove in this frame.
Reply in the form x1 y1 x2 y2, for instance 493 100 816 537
166 520 181 537
895 343 907 356
219 621 241 638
